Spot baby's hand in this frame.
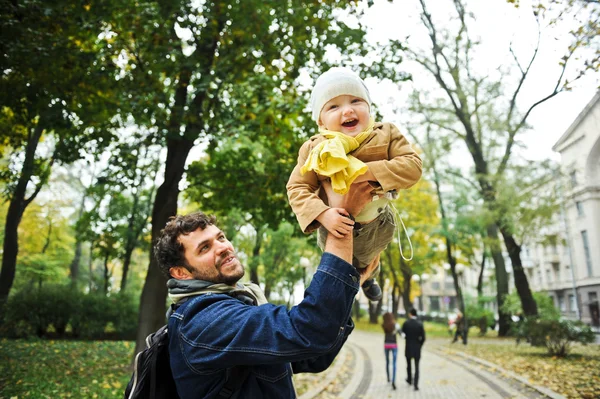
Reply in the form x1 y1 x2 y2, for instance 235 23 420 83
316 208 354 238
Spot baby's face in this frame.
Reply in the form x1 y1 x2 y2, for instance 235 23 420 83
318 95 370 137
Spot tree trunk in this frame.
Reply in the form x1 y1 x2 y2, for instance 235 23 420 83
368 302 379 324
264 282 272 301
69 189 88 286
133 136 193 358
476 249 486 298
103 251 110 294
400 258 413 313
384 249 402 315
248 225 263 285
0 121 44 311
353 298 361 321
392 282 401 315
69 240 82 285
487 223 511 336
41 216 52 253
499 226 538 316
88 241 94 292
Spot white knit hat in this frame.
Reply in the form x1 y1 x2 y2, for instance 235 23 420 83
310 67 371 122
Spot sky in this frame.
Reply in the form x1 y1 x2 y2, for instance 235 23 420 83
351 0 598 164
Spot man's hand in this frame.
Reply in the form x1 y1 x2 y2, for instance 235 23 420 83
316 208 354 238
321 180 374 264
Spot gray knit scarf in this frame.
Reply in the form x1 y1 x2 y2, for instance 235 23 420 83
167 278 268 306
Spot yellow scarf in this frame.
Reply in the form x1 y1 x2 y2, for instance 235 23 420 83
301 118 374 194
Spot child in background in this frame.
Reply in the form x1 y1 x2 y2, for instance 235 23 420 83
286 67 422 301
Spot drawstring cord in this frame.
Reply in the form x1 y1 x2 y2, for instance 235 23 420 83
389 202 413 261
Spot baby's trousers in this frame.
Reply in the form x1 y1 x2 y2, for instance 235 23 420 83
318 205 395 277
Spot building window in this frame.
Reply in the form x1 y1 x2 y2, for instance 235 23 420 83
430 296 440 311
546 268 552 282
552 262 560 280
582 230 593 276
449 297 457 310
569 294 575 312
570 171 577 189
445 282 454 290
558 295 566 311
576 201 584 217
431 282 440 290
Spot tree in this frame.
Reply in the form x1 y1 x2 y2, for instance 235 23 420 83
0 0 117 308
396 0 598 333
259 222 314 305
185 74 309 285
97 0 401 354
381 178 444 321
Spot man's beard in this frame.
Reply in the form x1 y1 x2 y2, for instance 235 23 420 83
192 251 245 284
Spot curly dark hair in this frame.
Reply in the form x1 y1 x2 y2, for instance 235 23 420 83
154 212 217 277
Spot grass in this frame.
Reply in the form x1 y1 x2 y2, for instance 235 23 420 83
442 341 600 399
0 338 133 399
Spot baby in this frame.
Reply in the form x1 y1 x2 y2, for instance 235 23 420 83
286 67 422 301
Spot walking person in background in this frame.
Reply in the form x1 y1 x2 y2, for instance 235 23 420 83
452 310 465 344
402 308 426 391
382 312 400 390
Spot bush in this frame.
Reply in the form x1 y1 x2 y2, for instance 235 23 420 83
2 286 140 339
518 317 595 357
465 303 495 335
70 293 114 339
107 293 139 339
500 291 561 321
3 285 78 338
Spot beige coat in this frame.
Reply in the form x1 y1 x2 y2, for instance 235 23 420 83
286 122 422 233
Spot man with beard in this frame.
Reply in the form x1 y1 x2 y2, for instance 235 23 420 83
154 181 376 398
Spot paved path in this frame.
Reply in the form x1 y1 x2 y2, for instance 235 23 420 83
337 330 546 399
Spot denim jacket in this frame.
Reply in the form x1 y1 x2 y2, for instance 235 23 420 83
168 252 359 398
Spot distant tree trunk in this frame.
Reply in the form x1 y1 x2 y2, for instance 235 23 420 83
103 251 110 294
391 282 401 315
249 225 263 285
41 216 52 254
121 190 141 293
88 241 94 292
499 226 538 316
263 283 272 302
134 136 194 358
0 121 45 312
476 249 486 298
353 299 361 321
384 249 403 315
70 240 83 285
487 223 511 336
400 258 413 313
369 302 379 324
69 182 89 286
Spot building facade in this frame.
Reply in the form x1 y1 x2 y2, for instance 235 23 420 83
550 91 600 329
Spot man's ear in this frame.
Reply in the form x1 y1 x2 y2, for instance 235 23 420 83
169 266 193 280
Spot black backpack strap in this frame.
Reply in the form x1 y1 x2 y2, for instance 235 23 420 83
149 346 158 399
218 366 251 398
